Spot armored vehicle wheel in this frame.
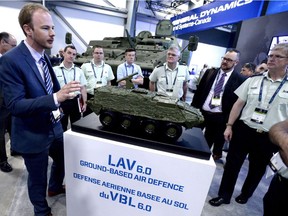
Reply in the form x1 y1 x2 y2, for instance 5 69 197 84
99 111 117 128
163 123 182 140
120 115 134 131
142 119 157 136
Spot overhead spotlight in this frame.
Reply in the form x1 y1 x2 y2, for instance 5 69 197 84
171 2 178 8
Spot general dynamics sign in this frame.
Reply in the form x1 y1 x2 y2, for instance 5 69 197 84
171 0 264 35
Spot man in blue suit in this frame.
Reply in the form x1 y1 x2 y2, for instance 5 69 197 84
0 3 81 216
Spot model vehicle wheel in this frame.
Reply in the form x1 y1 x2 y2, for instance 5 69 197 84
99 111 117 128
120 115 134 131
142 119 157 136
163 123 182 140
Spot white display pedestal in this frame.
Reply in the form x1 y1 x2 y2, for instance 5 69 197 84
64 115 215 216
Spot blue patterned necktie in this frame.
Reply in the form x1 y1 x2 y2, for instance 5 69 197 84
209 72 226 109
40 56 53 95
214 73 226 96
40 56 55 123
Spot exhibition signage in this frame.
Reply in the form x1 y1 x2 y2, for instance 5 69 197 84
266 0 288 15
64 131 215 216
171 0 264 35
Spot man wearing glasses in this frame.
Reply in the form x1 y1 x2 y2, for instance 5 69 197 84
192 49 245 161
81 45 114 116
0 32 17 172
209 43 288 207
149 44 190 101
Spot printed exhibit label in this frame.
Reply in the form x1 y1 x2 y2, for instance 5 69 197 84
64 131 215 216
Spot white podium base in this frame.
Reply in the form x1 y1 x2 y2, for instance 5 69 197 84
64 129 215 216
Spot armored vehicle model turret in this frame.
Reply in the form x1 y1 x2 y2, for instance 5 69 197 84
87 82 204 142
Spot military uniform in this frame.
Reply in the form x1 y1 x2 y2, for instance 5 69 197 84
217 72 288 202
81 60 114 95
53 63 87 131
149 62 189 99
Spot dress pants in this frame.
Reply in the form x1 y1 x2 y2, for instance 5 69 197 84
0 106 10 162
263 174 288 216
60 97 81 131
202 110 226 156
218 120 278 201
21 122 65 216
83 93 93 117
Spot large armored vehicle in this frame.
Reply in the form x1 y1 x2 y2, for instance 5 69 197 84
87 85 204 142
73 20 190 88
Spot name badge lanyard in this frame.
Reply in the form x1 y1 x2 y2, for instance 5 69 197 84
165 68 178 91
91 62 104 81
61 67 76 84
258 74 287 108
125 64 134 77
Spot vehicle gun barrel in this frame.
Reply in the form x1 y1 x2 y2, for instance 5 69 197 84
116 72 138 89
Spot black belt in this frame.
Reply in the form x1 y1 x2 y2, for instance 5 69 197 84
239 120 268 134
254 128 267 134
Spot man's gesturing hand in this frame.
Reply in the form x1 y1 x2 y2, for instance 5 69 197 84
56 81 81 103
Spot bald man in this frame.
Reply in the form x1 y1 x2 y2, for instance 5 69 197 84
0 32 17 56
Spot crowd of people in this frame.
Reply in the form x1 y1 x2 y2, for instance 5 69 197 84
209 43 288 208
0 2 288 216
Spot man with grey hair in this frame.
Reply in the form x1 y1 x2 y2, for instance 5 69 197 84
209 43 288 207
0 32 17 172
149 44 190 101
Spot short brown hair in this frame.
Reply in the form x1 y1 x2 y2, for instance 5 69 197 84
125 48 136 54
18 3 50 36
64 45 76 52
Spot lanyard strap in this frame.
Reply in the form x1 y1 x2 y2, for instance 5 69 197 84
61 67 75 84
91 62 104 80
258 74 287 106
125 64 134 77
165 67 178 89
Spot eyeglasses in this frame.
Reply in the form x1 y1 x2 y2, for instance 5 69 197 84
94 52 103 55
267 54 288 59
4 40 16 47
221 57 235 63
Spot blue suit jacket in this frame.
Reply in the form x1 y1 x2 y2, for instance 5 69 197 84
0 41 62 153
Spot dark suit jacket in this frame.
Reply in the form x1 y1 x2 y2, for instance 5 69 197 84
192 67 246 121
0 41 62 153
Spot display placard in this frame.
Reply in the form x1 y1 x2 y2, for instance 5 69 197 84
64 130 215 216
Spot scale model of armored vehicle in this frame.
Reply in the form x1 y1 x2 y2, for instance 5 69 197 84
87 85 204 142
